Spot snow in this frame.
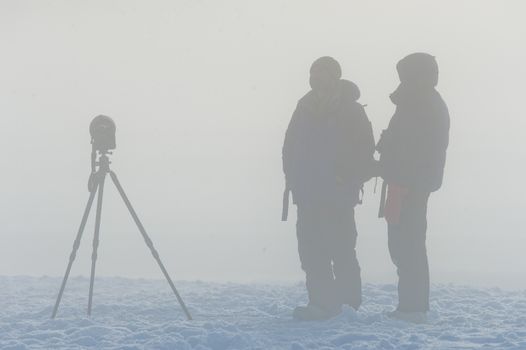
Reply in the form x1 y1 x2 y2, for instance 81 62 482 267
1 276 525 349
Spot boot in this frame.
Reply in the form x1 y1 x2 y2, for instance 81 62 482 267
293 303 341 321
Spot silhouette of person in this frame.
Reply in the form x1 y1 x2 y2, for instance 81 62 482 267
376 53 450 323
283 57 375 321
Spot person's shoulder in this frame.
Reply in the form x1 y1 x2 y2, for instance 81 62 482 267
297 90 316 107
430 90 450 120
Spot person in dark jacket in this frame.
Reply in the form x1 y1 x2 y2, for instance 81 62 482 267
377 52 450 323
283 57 375 321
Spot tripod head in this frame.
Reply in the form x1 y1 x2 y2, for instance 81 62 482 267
92 150 112 172
88 150 112 192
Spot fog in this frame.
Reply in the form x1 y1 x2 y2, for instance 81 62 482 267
1 0 525 289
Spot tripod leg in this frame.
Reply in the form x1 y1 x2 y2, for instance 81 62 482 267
109 171 192 320
87 173 106 316
51 182 98 319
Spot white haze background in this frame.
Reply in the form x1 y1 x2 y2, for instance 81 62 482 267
1 1 525 288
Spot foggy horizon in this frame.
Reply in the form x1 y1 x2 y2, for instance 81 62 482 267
2 0 525 290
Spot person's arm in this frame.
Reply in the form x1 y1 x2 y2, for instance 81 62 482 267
413 103 450 191
282 104 301 189
332 103 377 188
354 105 377 183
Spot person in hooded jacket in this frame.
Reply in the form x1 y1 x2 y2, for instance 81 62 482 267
377 52 450 323
282 57 375 321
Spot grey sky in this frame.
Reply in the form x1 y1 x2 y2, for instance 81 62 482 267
1 0 525 288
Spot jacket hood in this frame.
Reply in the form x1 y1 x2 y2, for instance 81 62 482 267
391 52 440 106
339 79 360 102
299 79 361 110
396 52 439 88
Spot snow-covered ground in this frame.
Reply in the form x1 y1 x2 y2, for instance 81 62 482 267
1 276 525 350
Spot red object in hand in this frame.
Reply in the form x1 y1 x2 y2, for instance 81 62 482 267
384 184 408 225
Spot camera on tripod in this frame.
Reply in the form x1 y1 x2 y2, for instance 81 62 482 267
89 115 116 153
52 115 192 320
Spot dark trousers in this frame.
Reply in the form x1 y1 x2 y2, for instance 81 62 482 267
387 190 430 312
296 202 362 311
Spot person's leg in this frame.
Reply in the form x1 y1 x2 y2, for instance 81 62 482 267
331 206 362 310
296 203 336 312
388 191 430 313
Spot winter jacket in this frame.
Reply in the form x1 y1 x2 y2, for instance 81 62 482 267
282 79 375 206
376 85 450 192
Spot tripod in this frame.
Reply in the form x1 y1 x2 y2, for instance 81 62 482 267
51 152 192 320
